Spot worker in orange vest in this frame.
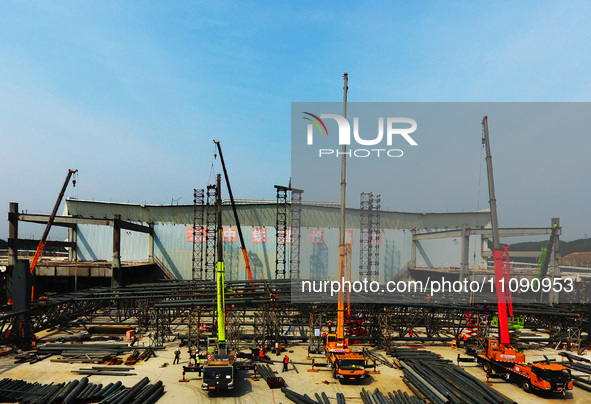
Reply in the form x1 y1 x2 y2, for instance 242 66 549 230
282 354 289 372
463 334 468 346
258 348 265 360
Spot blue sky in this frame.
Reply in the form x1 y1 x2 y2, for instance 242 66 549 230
1 1 590 241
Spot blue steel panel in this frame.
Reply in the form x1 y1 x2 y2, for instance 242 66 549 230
74 217 481 281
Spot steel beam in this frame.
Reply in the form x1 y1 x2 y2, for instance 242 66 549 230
19 213 110 227
413 226 561 240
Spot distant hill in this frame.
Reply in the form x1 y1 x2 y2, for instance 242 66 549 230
560 252 591 267
510 238 591 256
0 239 7 249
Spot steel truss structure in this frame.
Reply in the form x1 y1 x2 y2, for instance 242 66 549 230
0 280 587 350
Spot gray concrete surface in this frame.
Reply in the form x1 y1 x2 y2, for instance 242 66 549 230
0 340 590 403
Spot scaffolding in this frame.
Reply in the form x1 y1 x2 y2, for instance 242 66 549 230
359 192 381 282
204 184 218 281
192 189 204 280
226 306 246 352
275 185 289 279
187 305 200 349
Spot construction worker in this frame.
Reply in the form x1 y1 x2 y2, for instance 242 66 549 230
282 354 289 372
173 347 181 365
463 334 468 347
258 348 265 360
195 355 201 377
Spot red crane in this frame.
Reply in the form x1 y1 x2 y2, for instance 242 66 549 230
482 116 512 345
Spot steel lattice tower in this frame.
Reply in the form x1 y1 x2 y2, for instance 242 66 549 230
289 189 303 279
275 185 289 279
359 192 381 282
192 189 204 280
204 184 218 281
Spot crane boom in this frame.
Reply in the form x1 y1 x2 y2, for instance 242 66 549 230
337 73 348 343
30 169 77 300
482 116 511 345
214 174 226 351
213 140 253 281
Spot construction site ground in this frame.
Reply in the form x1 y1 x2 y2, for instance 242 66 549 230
0 336 590 404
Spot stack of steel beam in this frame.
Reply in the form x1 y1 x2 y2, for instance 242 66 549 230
255 363 277 380
282 387 345 404
73 366 137 376
39 342 132 355
562 361 591 392
37 343 162 364
255 364 285 388
390 349 517 404
0 377 165 403
360 388 424 404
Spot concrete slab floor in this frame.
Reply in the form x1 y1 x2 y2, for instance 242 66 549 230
0 341 590 403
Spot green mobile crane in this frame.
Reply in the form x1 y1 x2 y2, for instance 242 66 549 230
200 174 236 391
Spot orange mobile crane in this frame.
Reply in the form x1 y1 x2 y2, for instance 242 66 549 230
29 169 77 301
476 117 572 395
324 74 367 382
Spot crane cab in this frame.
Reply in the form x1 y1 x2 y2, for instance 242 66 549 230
325 333 348 353
486 338 525 364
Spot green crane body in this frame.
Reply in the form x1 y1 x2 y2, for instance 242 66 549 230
216 261 226 347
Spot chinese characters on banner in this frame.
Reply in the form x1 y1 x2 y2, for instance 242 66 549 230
345 230 354 244
369 230 382 246
186 226 239 243
310 229 325 245
279 228 295 244
223 227 237 243
186 226 206 242
252 227 267 243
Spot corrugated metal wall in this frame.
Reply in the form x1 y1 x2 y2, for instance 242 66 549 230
69 200 487 282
